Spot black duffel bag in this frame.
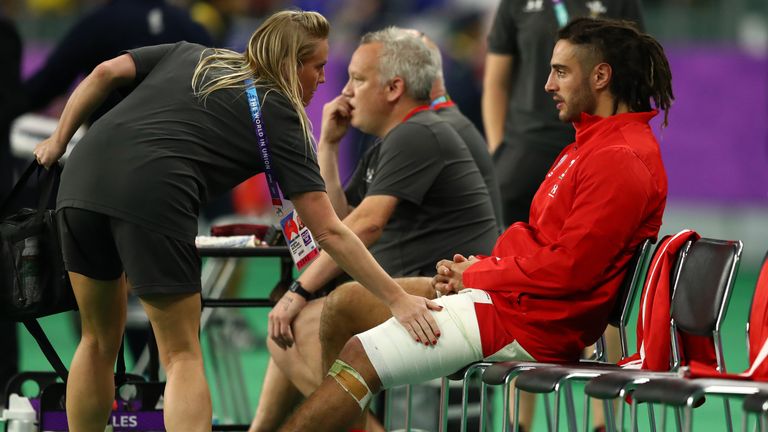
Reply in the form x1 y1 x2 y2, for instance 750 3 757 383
0 161 76 321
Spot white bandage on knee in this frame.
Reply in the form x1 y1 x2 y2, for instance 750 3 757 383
327 359 372 410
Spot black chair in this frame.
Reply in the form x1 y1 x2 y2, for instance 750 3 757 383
479 238 654 432
624 248 768 432
581 238 743 432
743 391 768 431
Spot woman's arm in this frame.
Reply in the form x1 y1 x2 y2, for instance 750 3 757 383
269 190 443 349
33 53 136 168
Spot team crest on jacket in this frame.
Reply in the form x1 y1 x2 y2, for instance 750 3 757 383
548 154 569 178
547 157 578 198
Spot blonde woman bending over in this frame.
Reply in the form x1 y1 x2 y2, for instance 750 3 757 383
34 10 442 432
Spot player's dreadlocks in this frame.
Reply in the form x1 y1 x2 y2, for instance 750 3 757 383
558 17 674 127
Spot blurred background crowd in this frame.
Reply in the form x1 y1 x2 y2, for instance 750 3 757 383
3 0 766 251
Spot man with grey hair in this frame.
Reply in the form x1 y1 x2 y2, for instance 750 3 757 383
250 27 498 431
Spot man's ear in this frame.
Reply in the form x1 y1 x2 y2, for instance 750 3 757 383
593 63 612 91
386 77 406 103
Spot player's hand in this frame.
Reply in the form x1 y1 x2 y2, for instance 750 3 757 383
432 254 478 295
268 291 307 349
319 95 352 146
389 293 443 346
33 137 67 169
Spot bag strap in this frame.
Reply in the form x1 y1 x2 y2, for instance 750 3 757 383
0 161 38 216
22 320 128 385
22 319 69 382
0 160 61 218
115 337 127 386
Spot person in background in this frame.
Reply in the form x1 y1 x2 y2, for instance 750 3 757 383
482 2 643 429
14 0 212 125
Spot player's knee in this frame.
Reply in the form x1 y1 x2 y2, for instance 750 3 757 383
325 281 362 313
321 282 361 330
329 338 381 409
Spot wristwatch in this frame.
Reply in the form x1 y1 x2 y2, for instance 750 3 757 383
288 280 312 301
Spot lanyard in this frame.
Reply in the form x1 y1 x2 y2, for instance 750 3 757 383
429 95 450 109
244 79 285 212
402 105 430 123
244 79 319 269
431 99 455 111
551 0 570 28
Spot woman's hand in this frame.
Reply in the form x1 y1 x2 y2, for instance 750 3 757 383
268 291 308 349
389 293 443 346
33 137 67 169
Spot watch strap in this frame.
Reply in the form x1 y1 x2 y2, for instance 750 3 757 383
288 280 312 301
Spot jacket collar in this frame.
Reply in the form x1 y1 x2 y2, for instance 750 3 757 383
573 110 658 147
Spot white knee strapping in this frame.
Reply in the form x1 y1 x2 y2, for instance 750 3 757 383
357 290 485 389
328 359 372 410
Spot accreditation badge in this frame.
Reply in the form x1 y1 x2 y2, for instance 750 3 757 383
278 203 319 270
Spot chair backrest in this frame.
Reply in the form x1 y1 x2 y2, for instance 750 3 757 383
747 251 768 363
608 238 653 358
670 238 743 371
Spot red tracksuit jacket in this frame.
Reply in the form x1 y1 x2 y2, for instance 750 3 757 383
464 110 667 362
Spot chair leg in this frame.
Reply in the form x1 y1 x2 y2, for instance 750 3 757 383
583 394 592 432
673 407 683 432
405 384 412 432
511 385 521 432
460 364 486 432
554 389 561 432
647 403 657 432
479 382 488 432
682 404 693 432
603 398 617 432
543 392 555 432
630 399 638 432
740 409 747 432
724 397 734 432
505 376 513 432
563 382 578 431
438 377 449 432
384 389 393 431
617 397 625 432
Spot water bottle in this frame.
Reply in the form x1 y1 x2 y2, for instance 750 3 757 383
20 237 40 298
2 394 38 432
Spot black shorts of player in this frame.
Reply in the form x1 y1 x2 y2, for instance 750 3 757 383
57 207 201 296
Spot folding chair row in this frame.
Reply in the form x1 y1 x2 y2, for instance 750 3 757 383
388 238 654 432
513 236 743 432
610 249 768 432
434 236 654 432
481 234 743 432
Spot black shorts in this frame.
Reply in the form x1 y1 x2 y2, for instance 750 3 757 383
57 207 201 296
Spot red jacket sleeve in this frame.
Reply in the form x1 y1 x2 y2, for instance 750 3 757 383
463 146 661 297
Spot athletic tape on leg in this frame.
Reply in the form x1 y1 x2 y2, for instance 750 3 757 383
328 359 372 410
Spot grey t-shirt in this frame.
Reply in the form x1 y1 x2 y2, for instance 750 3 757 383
487 0 644 151
57 42 325 241
435 104 503 230
345 110 498 277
